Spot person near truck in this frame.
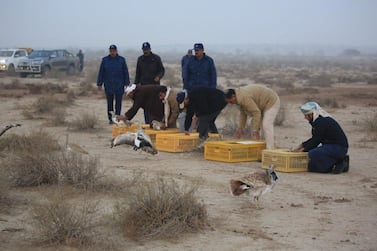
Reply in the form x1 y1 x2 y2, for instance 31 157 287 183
97 44 130 124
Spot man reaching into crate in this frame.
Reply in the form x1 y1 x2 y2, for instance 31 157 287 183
225 85 280 149
292 102 349 174
176 87 227 144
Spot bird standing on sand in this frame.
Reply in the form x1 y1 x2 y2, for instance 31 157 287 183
230 165 278 208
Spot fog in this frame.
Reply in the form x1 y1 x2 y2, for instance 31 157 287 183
1 0 377 55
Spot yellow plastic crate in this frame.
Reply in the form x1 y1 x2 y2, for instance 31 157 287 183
156 133 220 152
144 128 180 144
204 140 266 162
156 133 199 152
262 149 308 172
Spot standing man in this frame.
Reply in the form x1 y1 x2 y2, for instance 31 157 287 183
182 43 217 91
292 102 349 174
225 84 280 149
181 49 192 74
176 87 227 142
179 43 217 132
97 44 130 124
77 49 84 72
134 42 165 124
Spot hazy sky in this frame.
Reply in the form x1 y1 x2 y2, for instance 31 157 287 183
1 0 377 51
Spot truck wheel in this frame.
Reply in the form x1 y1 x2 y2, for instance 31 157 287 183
7 64 15 76
66 65 76 75
41 66 50 77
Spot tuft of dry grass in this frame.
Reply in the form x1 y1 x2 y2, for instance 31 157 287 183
0 171 11 211
22 95 72 120
69 112 98 130
364 113 377 134
32 192 97 247
114 176 208 241
58 151 104 190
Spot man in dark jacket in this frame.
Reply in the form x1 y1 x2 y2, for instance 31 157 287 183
292 102 349 174
134 42 165 123
116 84 164 125
97 45 130 124
182 43 217 91
176 87 227 140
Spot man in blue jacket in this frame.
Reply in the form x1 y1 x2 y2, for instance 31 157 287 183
182 43 217 91
292 102 349 174
97 45 130 124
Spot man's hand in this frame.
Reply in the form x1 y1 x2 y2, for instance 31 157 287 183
236 128 243 138
291 144 304 152
116 115 127 121
97 86 102 92
160 124 167 130
252 130 260 140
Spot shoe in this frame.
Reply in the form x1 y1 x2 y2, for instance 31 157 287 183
343 155 349 173
109 120 114 125
332 155 349 174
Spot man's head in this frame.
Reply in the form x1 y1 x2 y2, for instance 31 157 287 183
125 84 137 98
176 90 188 109
193 43 204 59
300 101 318 122
187 49 193 56
109 44 117 57
225 89 237 104
158 86 168 100
142 42 151 55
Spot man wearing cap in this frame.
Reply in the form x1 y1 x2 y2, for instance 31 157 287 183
97 45 130 124
225 84 280 149
134 42 165 124
292 102 349 174
116 84 165 127
182 43 217 91
176 87 227 141
181 49 193 74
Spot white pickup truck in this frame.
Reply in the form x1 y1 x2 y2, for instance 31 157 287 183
0 48 29 74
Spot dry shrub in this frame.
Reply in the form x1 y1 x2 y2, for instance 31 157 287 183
32 192 97 247
114 176 208 241
1 131 57 186
26 82 68 94
77 81 97 96
364 113 377 134
69 112 98 130
22 95 71 120
58 151 104 190
219 105 240 136
0 172 11 211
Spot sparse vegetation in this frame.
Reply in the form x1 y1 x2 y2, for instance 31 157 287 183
364 113 377 134
32 192 97 247
274 105 286 126
114 176 208 241
69 112 98 130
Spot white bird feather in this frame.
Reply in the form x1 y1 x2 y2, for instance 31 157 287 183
111 129 157 155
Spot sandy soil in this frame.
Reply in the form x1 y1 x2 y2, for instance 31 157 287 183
0 74 376 251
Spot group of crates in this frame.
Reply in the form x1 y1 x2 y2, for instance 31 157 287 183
112 124 309 173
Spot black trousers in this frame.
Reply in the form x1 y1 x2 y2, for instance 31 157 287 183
106 93 123 121
197 110 221 139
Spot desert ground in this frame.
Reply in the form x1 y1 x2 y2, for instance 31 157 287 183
0 54 377 251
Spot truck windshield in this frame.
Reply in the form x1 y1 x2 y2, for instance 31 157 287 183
0 51 13 57
29 51 51 58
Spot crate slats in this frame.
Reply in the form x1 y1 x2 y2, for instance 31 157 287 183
262 149 308 172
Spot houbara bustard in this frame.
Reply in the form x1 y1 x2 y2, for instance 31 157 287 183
230 165 278 208
111 128 157 155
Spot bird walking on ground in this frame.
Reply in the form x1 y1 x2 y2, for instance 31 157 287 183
111 128 158 155
230 165 278 208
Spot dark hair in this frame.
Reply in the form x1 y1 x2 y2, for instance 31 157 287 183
225 89 235 99
158 86 168 93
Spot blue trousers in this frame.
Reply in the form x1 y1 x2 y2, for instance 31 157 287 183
308 144 348 173
106 93 123 121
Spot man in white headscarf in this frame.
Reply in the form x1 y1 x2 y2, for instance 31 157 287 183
292 102 349 174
